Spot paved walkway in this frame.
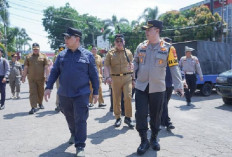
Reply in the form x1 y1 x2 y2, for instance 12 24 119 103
0 81 232 157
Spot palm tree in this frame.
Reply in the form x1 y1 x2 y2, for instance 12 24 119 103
102 15 129 40
138 6 159 22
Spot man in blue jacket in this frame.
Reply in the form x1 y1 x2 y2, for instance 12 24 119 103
44 27 99 157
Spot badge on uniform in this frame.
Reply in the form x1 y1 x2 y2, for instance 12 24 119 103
158 59 164 64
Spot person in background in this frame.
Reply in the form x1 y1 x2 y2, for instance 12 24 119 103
89 46 106 108
22 43 49 114
9 53 23 99
0 48 10 110
179 46 203 106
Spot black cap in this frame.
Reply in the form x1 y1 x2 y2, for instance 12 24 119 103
142 20 163 31
62 27 82 38
114 34 124 40
163 37 172 43
32 43 40 49
11 53 18 57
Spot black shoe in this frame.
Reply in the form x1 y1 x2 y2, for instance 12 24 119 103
187 102 191 106
124 117 134 128
88 103 94 107
150 136 160 151
55 106 60 112
39 104 45 109
98 103 106 107
167 123 175 130
0 104 5 110
137 139 150 155
114 118 122 127
29 108 36 114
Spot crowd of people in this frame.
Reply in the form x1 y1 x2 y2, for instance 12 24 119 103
0 19 203 157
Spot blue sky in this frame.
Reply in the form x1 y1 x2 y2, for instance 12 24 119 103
8 0 203 51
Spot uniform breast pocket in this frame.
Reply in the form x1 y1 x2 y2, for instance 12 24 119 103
154 53 167 67
37 58 44 65
111 55 120 66
76 58 89 72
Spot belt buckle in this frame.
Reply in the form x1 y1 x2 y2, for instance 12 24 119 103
119 74 123 76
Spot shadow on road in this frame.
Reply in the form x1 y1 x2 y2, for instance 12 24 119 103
126 150 157 157
39 142 73 157
175 104 201 111
215 104 232 112
35 110 58 118
159 129 184 139
94 112 114 123
3 112 28 119
88 125 130 144
103 95 110 98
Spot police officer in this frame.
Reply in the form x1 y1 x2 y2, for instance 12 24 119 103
104 34 134 128
89 46 106 108
0 48 10 110
179 46 203 106
44 27 99 157
9 53 22 99
22 43 49 114
133 20 183 155
53 44 65 112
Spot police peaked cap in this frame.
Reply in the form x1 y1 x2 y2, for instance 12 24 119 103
142 20 163 31
62 27 82 38
32 43 40 49
185 46 195 52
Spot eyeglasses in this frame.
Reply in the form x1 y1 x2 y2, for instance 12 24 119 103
116 40 123 43
64 36 72 40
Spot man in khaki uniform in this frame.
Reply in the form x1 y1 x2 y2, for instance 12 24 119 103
22 43 49 114
89 46 106 108
104 34 134 128
9 53 22 99
53 44 65 112
134 20 183 155
179 46 203 106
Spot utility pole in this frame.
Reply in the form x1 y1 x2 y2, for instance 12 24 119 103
220 0 226 43
210 0 214 14
3 0 8 59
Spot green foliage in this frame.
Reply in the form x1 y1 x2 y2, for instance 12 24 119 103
159 5 223 42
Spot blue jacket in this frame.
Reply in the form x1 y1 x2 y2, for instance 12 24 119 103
46 47 99 97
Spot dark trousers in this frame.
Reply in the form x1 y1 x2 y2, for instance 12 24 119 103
59 94 89 148
110 88 124 113
135 86 165 134
0 76 6 106
184 74 197 103
161 87 174 126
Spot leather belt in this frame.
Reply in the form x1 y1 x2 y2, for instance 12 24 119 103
111 72 133 76
185 72 195 74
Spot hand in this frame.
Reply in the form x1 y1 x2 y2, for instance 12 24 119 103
127 63 134 71
44 89 52 102
21 76 26 83
2 78 6 83
200 77 203 81
93 95 99 104
183 80 188 89
132 80 136 88
106 77 112 85
175 89 184 97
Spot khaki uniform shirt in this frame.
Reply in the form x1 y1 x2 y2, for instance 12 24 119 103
105 48 133 74
179 55 203 77
94 54 103 78
9 61 22 79
133 40 183 93
24 52 48 80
